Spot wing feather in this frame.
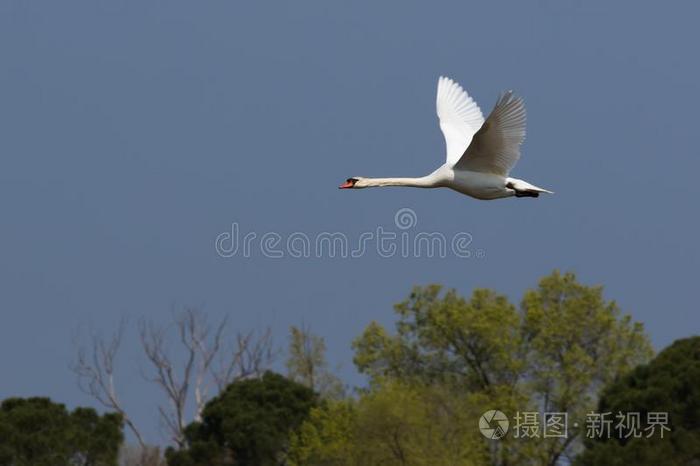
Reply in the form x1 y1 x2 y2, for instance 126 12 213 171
455 91 526 175
436 76 485 166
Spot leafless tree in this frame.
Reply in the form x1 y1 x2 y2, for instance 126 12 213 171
139 308 227 446
73 309 275 452
73 319 147 449
211 327 275 391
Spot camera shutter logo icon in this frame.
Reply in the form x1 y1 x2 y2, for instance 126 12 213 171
479 410 509 439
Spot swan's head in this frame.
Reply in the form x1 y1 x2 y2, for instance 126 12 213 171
339 177 366 189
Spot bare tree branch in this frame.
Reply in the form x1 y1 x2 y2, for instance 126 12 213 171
211 327 275 392
72 319 147 450
74 310 275 452
139 316 191 448
191 313 226 421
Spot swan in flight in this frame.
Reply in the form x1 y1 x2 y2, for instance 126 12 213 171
339 76 552 200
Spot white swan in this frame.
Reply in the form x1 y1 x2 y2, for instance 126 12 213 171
339 76 552 200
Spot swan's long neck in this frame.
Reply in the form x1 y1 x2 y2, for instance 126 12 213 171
360 175 439 188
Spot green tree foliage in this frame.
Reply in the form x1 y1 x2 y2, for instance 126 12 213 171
343 271 652 465
287 324 324 388
165 372 317 466
0 397 123 466
289 381 490 466
575 336 700 466
286 324 344 399
353 286 524 389
288 399 357 465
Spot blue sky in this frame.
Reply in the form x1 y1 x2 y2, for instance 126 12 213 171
1 0 698 444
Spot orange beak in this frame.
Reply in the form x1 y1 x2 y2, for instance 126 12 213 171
339 179 356 189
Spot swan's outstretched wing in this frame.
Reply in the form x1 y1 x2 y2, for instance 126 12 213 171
436 76 485 166
455 91 526 176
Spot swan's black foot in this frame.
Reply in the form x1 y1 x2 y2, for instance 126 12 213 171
514 191 539 198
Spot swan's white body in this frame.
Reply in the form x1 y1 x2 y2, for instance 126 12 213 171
340 76 552 200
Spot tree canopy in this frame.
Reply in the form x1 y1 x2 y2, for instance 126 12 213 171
293 270 653 465
576 336 700 465
165 371 317 466
289 381 489 466
286 324 344 399
5 270 690 466
0 397 122 466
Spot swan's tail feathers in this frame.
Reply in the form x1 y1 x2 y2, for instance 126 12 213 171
506 178 554 197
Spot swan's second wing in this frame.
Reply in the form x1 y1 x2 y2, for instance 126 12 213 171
436 76 484 166
455 91 526 176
